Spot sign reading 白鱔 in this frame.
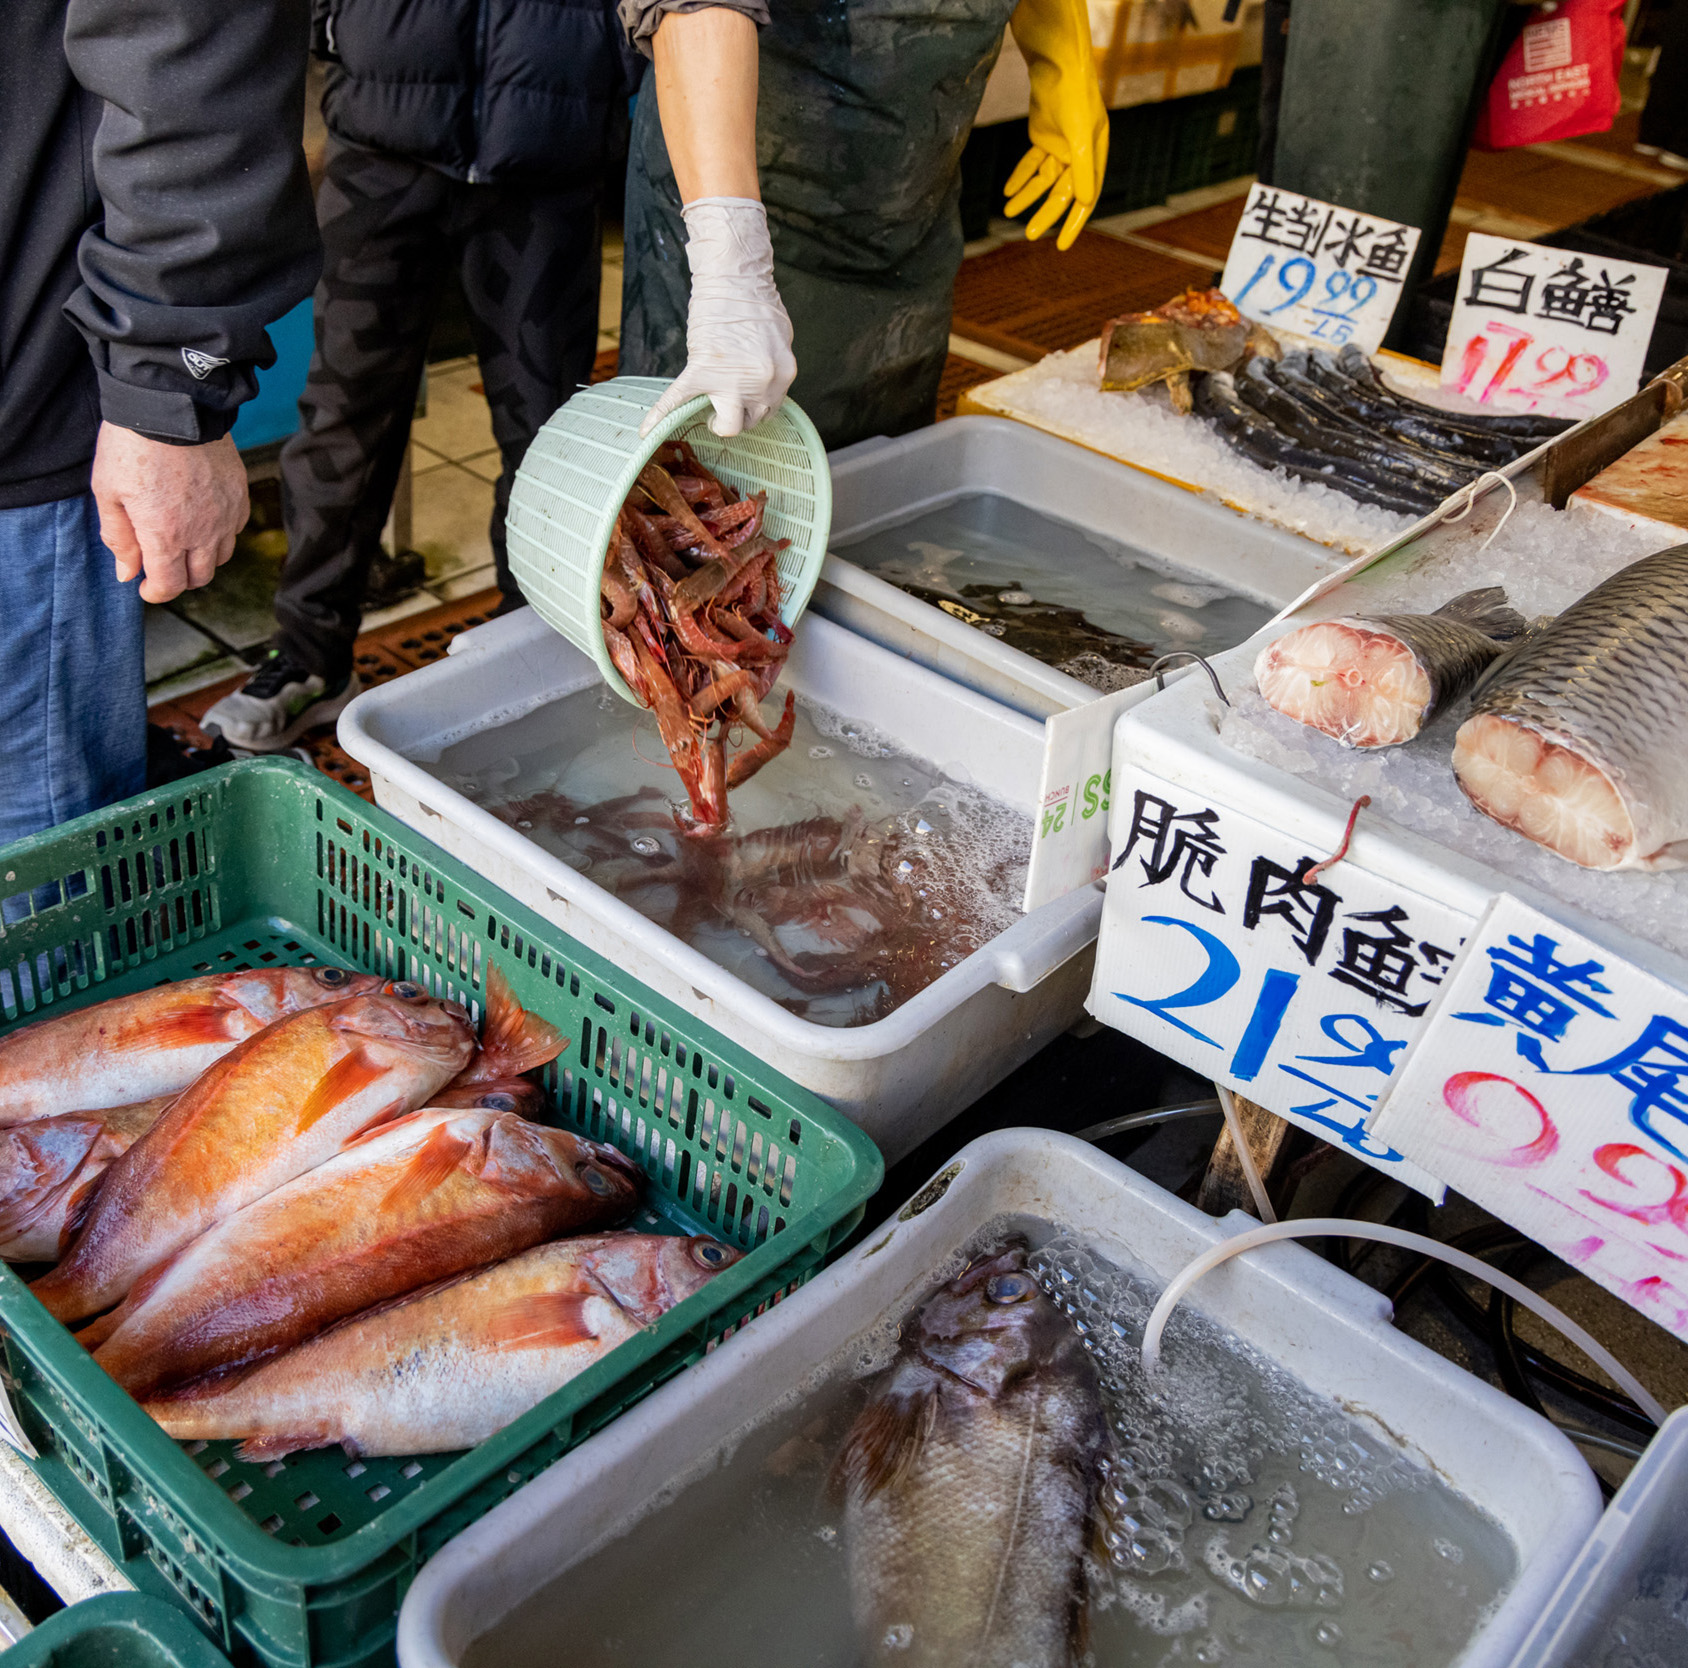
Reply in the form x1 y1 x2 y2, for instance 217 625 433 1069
1372 894 1688 1340
1439 231 1667 419
1086 763 1465 1195
1219 185 1422 355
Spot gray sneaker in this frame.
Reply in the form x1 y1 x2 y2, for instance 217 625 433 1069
201 652 361 752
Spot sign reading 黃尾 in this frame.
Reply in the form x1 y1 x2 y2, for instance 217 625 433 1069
1086 763 1466 1193
1219 184 1423 355
1372 894 1688 1340
1439 232 1667 418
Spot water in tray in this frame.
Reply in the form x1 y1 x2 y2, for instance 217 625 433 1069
466 1225 1516 1668
428 687 1029 1028
834 494 1275 693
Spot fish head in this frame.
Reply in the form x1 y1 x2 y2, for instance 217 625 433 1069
582 1231 743 1324
482 1122 643 1220
911 1245 1070 1398
327 982 478 1071
237 965 388 1021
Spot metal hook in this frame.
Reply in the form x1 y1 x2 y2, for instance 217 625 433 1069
1149 650 1230 706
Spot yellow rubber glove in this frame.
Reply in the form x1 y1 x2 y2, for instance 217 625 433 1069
1003 0 1109 250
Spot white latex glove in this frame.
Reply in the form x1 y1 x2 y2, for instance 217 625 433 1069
640 197 796 439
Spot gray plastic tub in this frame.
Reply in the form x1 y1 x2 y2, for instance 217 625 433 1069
817 417 1349 721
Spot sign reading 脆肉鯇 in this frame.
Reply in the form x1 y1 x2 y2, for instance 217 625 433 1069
1439 232 1667 419
1219 184 1422 355
1372 893 1688 1340
1086 762 1467 1195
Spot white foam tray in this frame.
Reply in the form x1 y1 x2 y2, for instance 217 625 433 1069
397 1128 1599 1668
338 608 1101 1160
815 416 1341 722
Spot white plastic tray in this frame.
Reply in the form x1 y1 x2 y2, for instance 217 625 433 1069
397 1128 1600 1668
338 609 1101 1159
816 417 1343 722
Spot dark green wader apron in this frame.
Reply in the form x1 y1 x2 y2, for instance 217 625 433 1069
619 0 1020 449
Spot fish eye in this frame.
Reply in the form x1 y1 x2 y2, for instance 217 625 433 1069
478 1091 519 1112
388 980 426 1000
986 1273 1037 1305
691 1240 729 1267
314 967 351 987
581 1166 617 1197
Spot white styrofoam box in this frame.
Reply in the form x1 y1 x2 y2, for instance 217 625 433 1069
1506 1407 1688 1668
396 1129 1599 1668
340 608 1101 1160
1086 628 1688 1184
815 417 1340 723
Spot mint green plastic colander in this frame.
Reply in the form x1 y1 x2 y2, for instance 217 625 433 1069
505 378 832 705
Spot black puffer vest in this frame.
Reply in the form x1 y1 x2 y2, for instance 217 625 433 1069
312 0 641 185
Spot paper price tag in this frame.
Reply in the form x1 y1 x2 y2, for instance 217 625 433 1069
1022 688 1139 914
1220 184 1422 355
1440 232 1667 419
1373 894 1688 1339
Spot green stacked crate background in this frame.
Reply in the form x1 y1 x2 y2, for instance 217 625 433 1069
0 759 881 1668
5 1594 235 1668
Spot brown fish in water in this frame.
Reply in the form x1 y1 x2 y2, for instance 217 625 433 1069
32 981 477 1323
0 1097 172 1263
145 1232 741 1459
84 1106 642 1397
834 1246 1107 1668
0 966 383 1125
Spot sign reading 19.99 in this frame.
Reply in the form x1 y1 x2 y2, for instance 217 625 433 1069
1219 184 1423 356
1440 232 1668 418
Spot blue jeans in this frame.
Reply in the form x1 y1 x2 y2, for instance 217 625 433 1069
0 493 145 846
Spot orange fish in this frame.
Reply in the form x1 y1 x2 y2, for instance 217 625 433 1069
32 981 477 1323
85 1106 641 1397
147 1232 741 1459
0 1097 172 1263
0 967 384 1125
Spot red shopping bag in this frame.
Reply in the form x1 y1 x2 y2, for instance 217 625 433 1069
1472 0 1625 149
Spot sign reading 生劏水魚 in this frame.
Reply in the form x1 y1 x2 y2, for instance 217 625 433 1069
1439 231 1668 419
1085 762 1467 1194
1373 893 1688 1340
1219 184 1423 356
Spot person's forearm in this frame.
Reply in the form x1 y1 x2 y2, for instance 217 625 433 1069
652 8 760 203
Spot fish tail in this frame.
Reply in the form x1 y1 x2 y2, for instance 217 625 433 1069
454 967 567 1084
1431 586 1528 643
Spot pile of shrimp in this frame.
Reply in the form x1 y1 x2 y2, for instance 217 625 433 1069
602 441 795 834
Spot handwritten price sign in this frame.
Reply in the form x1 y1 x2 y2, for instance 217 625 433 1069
1219 185 1421 355
1440 232 1667 419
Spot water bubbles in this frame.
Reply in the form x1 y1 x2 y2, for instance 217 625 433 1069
1192 1636 1226 1664
1366 1560 1394 1584
1313 1620 1343 1648
807 745 832 759
895 860 915 878
913 818 933 836
813 1524 836 1544
574 816 589 825
516 819 533 830
880 1622 913 1651
853 773 873 789
630 835 661 856
998 589 1033 605
1202 1493 1253 1523
1434 1538 1465 1564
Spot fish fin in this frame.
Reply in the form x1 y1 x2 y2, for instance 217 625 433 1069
829 1388 939 1502
236 1433 327 1463
297 1048 387 1134
341 1105 427 1150
126 998 244 1053
1431 586 1529 643
487 1292 599 1351
454 967 567 1083
379 1125 474 1213
57 1173 104 1258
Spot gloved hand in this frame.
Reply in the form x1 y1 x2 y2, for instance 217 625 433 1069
640 198 797 439
1003 0 1109 251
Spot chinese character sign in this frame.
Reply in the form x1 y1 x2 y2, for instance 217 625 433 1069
1219 185 1422 355
1086 765 1468 1193
1440 232 1667 419
1373 895 1688 1341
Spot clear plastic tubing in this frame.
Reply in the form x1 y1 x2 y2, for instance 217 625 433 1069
1140 1218 1670 1427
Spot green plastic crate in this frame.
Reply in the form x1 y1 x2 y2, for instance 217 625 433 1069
3 1594 234 1668
0 759 881 1668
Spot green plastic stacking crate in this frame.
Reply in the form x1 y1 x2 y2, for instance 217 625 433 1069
4 1594 235 1668
0 759 881 1668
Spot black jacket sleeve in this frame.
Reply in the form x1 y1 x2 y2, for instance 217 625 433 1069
60 0 323 444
